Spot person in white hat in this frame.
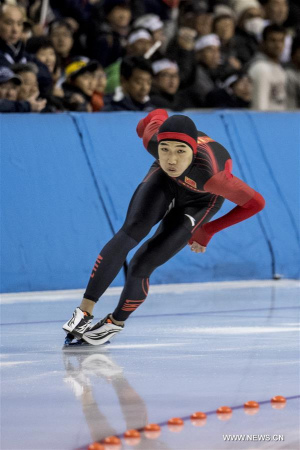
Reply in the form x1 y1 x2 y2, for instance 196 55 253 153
192 33 223 106
233 0 265 64
133 14 165 47
126 28 154 57
150 58 183 110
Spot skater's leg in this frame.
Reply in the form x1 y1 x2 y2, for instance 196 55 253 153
83 173 173 306
112 210 191 321
63 169 174 341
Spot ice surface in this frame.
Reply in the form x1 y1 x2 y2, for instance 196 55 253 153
1 280 299 450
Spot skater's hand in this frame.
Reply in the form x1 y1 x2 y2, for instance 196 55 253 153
136 109 168 138
189 241 206 253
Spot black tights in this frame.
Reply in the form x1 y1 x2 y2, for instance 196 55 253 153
84 168 223 321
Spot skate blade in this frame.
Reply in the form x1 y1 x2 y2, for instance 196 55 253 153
64 338 87 347
63 338 110 348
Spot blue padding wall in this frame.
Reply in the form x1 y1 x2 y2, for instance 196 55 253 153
1 111 299 292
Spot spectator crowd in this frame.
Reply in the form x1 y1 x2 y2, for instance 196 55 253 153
0 0 299 113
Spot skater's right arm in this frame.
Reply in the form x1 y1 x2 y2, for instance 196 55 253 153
136 109 169 159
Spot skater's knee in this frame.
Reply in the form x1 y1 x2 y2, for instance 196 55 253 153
121 220 151 243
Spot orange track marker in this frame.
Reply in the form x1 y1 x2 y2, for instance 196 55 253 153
190 412 207 427
217 406 232 421
144 423 161 439
244 401 260 415
167 417 184 432
271 396 287 409
271 396 286 403
124 429 141 446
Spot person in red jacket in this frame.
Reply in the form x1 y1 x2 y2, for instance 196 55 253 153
63 109 265 346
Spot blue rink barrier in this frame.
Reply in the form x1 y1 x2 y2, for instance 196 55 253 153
1 111 299 292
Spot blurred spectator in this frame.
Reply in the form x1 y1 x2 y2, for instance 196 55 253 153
91 65 107 111
262 0 292 62
179 1 213 38
0 65 21 101
248 24 287 110
0 64 46 112
285 35 300 109
26 36 62 94
49 19 77 69
263 0 289 26
193 6 213 38
233 0 264 64
12 62 40 100
150 58 184 110
0 4 53 95
206 71 252 107
88 0 131 68
62 57 99 111
191 33 223 106
166 26 196 88
103 56 154 111
126 28 154 57
133 14 166 52
0 4 27 66
12 61 63 111
212 10 242 71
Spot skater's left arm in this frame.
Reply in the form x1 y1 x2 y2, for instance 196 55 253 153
189 162 265 249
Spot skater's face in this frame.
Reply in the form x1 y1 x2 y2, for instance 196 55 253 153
158 141 193 177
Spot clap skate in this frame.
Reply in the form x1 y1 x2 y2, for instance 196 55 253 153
63 307 94 346
82 314 124 346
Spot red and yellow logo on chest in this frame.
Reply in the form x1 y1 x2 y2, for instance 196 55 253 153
185 176 197 188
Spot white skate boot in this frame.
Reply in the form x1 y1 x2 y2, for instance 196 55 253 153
82 314 123 346
63 307 94 342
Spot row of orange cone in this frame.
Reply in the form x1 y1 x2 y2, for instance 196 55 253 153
88 396 286 450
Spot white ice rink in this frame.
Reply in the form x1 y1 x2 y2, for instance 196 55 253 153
1 280 299 450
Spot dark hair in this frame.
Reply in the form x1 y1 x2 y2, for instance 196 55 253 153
103 0 130 16
212 14 235 33
48 19 73 35
262 24 286 41
11 62 38 75
120 56 153 80
26 36 55 55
